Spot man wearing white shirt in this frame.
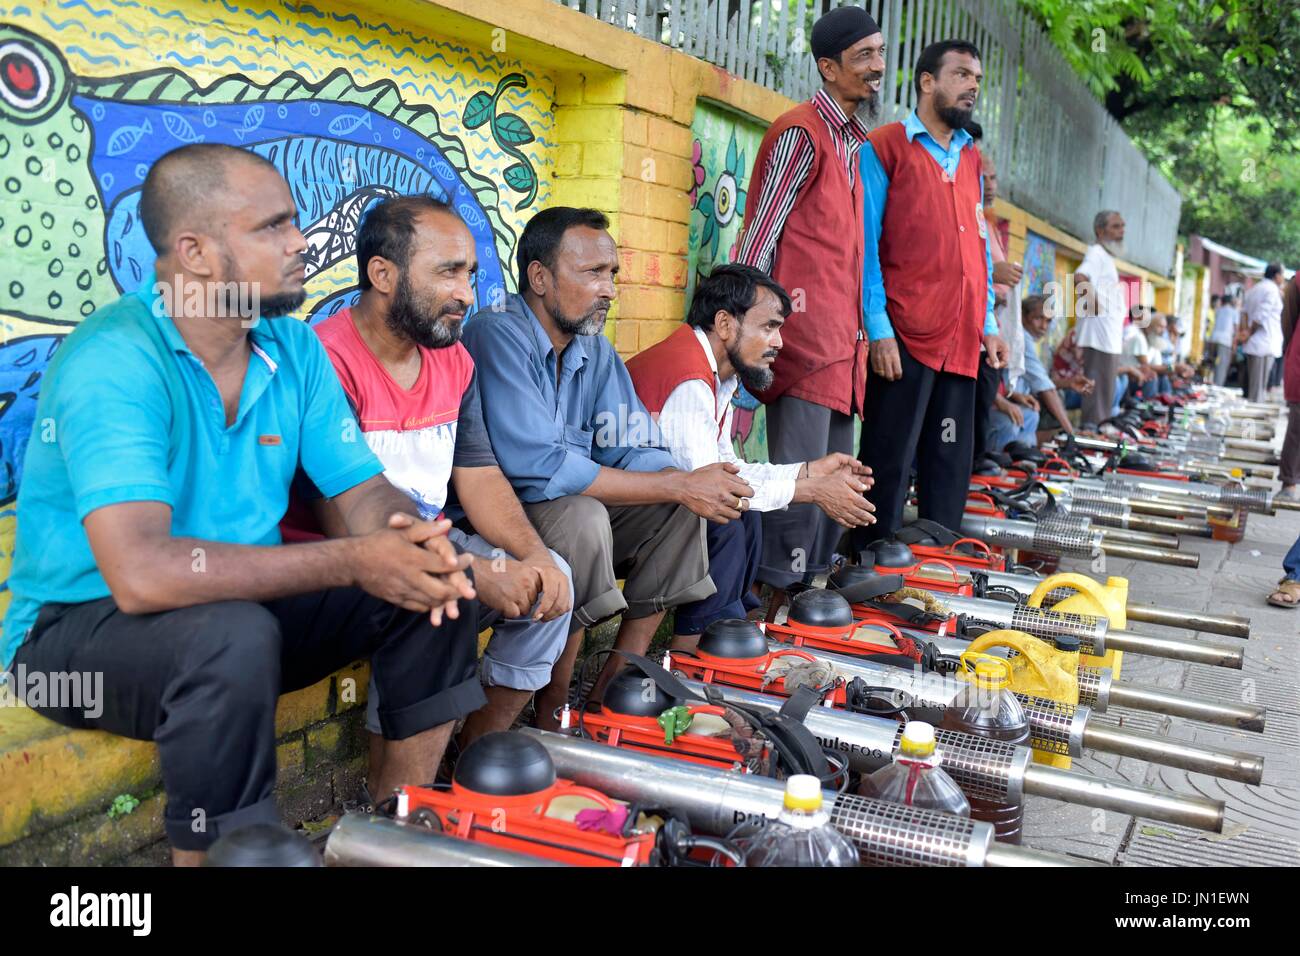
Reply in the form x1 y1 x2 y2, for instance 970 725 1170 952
1074 210 1129 430
1207 293 1239 386
1241 263 1285 402
627 264 876 648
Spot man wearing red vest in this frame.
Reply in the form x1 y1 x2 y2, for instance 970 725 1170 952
735 5 885 590
627 264 876 647
853 39 1008 552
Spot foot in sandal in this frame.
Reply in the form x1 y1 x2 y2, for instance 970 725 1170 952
1267 578 1300 609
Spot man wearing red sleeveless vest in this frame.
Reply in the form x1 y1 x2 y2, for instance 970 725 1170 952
627 265 876 647
735 5 885 590
853 40 1009 553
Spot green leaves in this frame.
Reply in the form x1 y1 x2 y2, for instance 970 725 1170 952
463 91 494 130
503 162 534 193
494 112 535 147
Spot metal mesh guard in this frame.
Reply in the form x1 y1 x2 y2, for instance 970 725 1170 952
927 727 1016 802
1076 666 1103 707
1016 694 1075 756
829 793 978 867
1218 486 1270 513
1033 514 1096 557
1009 604 1101 654
1068 495 1127 521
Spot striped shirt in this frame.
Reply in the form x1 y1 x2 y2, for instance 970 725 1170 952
735 89 870 273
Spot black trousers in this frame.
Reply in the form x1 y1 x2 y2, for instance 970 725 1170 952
12 588 484 851
972 353 1002 463
852 337 976 551
758 396 857 587
675 510 763 634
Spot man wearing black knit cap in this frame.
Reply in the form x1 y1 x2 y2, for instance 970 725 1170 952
735 5 884 594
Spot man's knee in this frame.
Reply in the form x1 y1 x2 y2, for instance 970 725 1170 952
537 496 612 557
176 601 281 696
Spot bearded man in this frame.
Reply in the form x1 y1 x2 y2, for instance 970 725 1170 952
854 39 1008 551
626 263 875 649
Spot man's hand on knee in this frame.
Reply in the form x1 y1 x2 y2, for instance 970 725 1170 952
674 462 754 523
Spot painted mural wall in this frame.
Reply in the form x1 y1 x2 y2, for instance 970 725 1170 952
0 0 558 617
686 99 768 461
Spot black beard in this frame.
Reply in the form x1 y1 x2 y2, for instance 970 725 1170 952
729 342 776 393
554 304 606 337
936 102 973 130
257 289 307 318
387 272 463 349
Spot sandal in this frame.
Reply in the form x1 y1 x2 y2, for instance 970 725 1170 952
1267 577 1300 609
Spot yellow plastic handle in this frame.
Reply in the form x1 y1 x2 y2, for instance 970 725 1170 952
956 649 1013 685
964 629 1078 703
1027 573 1110 611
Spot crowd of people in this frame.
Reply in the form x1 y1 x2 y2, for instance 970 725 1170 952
2 5 1296 865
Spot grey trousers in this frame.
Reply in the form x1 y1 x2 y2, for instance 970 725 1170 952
1080 347 1120 429
759 395 856 587
1208 343 1234 387
1281 403 1300 487
523 496 714 627
1247 355 1275 402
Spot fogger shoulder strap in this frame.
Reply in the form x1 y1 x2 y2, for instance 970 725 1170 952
895 519 961 547
613 651 827 777
829 572 904 605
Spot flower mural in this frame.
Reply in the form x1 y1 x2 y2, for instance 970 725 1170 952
689 139 706 207
694 130 747 265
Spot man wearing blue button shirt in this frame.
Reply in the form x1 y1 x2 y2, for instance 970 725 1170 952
463 207 754 727
2 145 483 865
852 39 1008 552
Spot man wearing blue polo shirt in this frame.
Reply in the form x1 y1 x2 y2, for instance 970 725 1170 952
1 145 482 865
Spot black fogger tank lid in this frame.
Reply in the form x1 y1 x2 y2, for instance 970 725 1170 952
788 588 855 629
455 731 556 796
698 617 770 659
602 668 679 716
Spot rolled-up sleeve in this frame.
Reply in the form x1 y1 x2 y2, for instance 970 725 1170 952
462 317 600 502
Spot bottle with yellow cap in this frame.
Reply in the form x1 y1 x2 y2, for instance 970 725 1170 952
859 721 970 817
942 653 1030 843
741 775 859 867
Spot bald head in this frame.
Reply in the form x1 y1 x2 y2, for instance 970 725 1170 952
140 144 280 255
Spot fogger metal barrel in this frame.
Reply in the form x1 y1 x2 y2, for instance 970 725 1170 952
941 593 1240 667
521 730 1093 866
324 814 568 867
1076 475 1275 516
971 569 1252 639
958 513 1197 567
678 677 1262 789
921 631 1266 731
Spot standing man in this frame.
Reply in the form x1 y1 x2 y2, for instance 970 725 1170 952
463 207 752 728
626 264 876 649
734 5 885 589
1073 210 1129 431
855 39 1008 549
1241 263 1285 402
286 195 573 751
1206 293 1239 386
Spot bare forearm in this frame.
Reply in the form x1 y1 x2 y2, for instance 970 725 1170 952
335 475 420 535
457 467 548 559
115 536 357 614
583 465 681 507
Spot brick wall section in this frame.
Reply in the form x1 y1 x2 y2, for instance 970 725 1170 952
0 661 371 865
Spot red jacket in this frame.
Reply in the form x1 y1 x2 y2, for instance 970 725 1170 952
868 121 989 378
626 324 717 422
742 102 867 415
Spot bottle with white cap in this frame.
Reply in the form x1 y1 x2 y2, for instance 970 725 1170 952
740 775 860 867
858 721 971 817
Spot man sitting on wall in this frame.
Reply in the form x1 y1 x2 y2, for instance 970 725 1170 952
2 145 481 866
463 207 755 724
283 194 573 761
626 263 876 650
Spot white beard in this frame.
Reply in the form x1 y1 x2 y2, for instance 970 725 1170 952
1100 239 1125 259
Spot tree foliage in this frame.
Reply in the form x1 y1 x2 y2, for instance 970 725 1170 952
1015 0 1300 262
